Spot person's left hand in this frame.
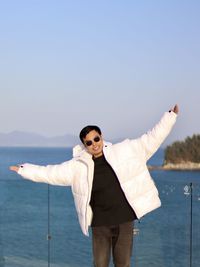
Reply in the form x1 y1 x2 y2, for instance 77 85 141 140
170 104 179 114
9 166 20 172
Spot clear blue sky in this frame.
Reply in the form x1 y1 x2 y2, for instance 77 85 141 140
0 0 199 145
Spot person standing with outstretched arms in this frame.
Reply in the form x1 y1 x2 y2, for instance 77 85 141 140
10 104 179 267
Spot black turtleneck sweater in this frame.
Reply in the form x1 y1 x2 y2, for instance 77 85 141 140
90 154 137 226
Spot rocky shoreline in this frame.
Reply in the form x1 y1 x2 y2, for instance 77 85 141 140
148 162 200 171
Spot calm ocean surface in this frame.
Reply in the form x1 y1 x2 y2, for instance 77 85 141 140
0 147 199 267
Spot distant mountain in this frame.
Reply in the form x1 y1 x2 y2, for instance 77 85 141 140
0 131 177 148
0 131 79 147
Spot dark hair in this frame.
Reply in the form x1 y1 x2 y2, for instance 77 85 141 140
79 125 102 143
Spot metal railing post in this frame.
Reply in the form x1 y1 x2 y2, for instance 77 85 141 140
189 183 193 267
47 184 51 267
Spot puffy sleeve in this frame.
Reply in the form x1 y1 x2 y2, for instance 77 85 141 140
133 111 177 161
18 159 76 186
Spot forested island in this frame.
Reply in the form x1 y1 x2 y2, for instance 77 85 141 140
149 134 200 171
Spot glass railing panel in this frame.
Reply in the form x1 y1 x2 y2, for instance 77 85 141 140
0 147 65 267
0 179 48 267
49 185 92 267
133 170 200 267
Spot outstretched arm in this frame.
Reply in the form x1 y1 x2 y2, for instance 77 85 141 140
135 104 179 161
9 160 75 186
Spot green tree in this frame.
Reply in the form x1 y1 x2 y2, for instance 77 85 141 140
164 134 200 164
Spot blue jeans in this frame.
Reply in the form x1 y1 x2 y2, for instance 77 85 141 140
92 221 134 267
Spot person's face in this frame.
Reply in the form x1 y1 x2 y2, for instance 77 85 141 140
83 130 103 158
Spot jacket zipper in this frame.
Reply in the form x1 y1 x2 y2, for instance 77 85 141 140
77 158 94 234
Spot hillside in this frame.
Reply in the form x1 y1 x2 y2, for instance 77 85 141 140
0 131 78 147
163 134 200 170
164 134 200 163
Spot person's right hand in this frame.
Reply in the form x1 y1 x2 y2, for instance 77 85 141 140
9 166 20 172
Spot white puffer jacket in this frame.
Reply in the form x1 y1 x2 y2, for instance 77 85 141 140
18 111 177 236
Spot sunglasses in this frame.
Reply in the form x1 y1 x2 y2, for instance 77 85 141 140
85 136 101 147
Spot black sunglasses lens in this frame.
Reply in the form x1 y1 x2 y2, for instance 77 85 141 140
86 141 92 146
94 136 100 142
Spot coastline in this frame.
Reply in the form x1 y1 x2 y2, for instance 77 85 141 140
148 162 200 171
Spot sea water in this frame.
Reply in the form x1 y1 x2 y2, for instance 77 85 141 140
0 147 199 267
